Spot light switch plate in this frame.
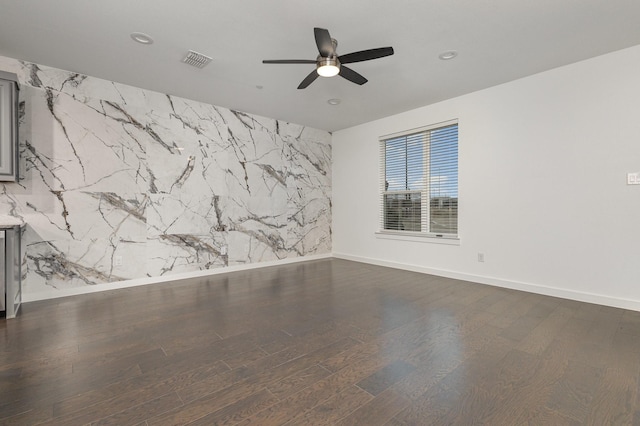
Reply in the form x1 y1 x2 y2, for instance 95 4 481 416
627 172 640 185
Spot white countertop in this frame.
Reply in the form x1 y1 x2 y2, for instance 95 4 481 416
0 214 25 228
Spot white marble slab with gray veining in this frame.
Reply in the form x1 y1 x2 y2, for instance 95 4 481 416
0 55 331 295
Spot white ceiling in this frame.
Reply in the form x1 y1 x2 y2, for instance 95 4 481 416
1 1 640 132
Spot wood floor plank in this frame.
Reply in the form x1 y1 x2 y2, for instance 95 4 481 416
237 354 392 425
499 300 557 342
396 331 512 402
389 383 460 425
546 359 603 423
335 388 411 426
516 304 574 355
0 406 54 426
38 379 182 426
51 359 229 419
509 406 582 426
619 310 640 337
355 360 416 396
147 336 359 424
288 385 372 425
481 336 574 424
182 389 278 426
441 384 504 425
319 303 479 375
221 345 269 369
72 347 166 375
0 362 143 422
586 366 637 425
266 364 332 400
176 336 358 404
91 391 183 426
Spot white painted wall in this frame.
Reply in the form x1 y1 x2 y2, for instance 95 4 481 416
332 44 640 310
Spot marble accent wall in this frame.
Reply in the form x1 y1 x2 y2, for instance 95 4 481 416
0 56 331 296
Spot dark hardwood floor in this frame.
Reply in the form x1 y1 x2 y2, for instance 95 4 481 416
1 258 639 425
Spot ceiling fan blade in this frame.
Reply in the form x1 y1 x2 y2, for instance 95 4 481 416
338 47 395 64
339 66 368 85
314 27 334 57
262 59 317 64
297 70 319 89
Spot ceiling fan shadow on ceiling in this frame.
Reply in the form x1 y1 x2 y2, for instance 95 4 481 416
262 27 394 89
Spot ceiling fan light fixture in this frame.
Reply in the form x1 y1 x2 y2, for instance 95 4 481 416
317 58 340 77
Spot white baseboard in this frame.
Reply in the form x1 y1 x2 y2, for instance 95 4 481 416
23 251 640 312
333 252 640 312
23 253 332 303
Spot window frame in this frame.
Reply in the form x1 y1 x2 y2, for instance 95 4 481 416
378 119 459 242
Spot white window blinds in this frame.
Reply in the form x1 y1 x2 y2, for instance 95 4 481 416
380 121 458 236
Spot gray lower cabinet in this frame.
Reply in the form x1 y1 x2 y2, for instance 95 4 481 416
1 225 22 319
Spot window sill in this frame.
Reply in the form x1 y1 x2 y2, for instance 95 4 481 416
375 231 460 246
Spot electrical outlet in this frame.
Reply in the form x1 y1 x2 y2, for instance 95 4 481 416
477 253 485 263
114 256 123 266
627 172 640 185
220 245 227 255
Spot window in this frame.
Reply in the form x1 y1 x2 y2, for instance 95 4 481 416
380 121 458 237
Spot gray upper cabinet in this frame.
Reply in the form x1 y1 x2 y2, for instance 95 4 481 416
0 71 19 182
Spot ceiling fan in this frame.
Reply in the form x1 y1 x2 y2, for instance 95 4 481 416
262 27 394 89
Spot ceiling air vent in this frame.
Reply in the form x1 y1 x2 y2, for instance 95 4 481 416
183 50 212 68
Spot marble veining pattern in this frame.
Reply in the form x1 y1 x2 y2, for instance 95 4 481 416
0 56 331 296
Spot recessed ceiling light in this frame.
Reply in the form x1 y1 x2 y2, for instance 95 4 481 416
438 51 458 60
327 98 341 106
130 32 154 45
